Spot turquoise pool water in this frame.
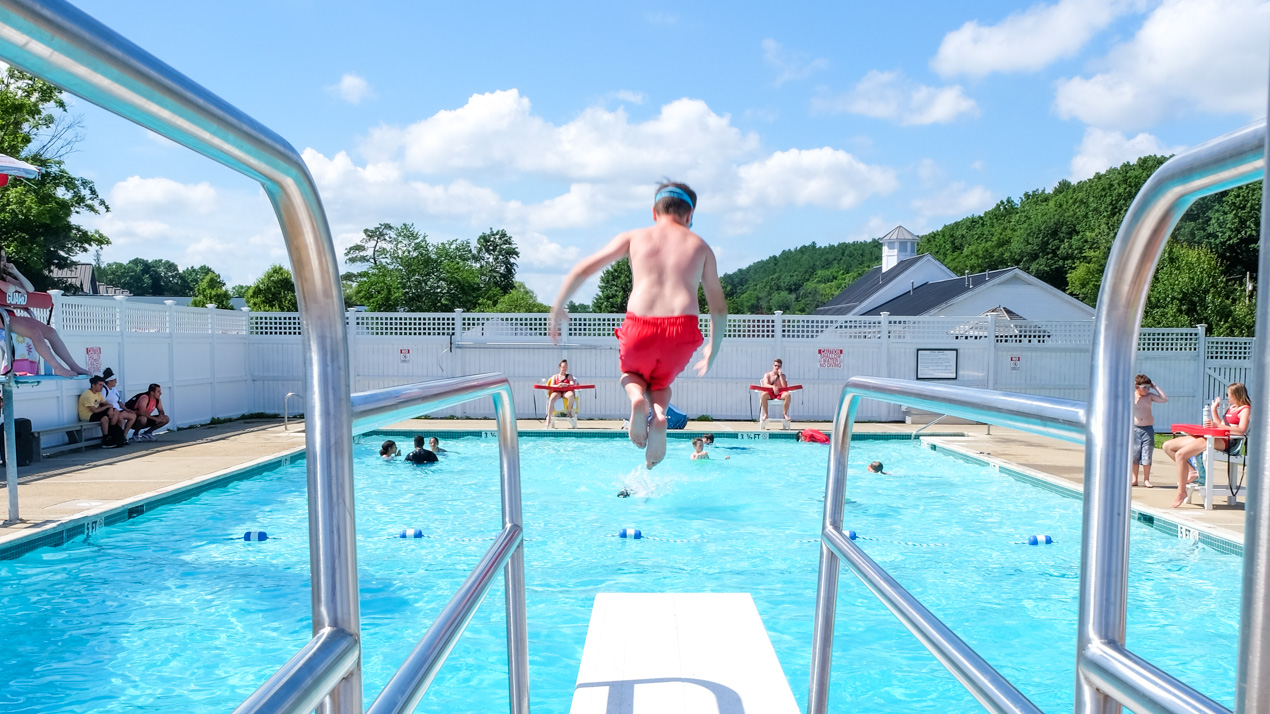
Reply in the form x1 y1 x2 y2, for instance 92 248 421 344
0 435 1242 712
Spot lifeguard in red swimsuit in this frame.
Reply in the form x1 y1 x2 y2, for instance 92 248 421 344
549 182 727 469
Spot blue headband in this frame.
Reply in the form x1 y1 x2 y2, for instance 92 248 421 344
655 187 694 209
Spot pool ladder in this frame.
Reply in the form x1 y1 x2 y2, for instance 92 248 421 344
809 120 1268 714
0 4 529 714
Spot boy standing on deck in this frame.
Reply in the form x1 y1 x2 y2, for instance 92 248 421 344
550 182 727 469
1132 374 1168 488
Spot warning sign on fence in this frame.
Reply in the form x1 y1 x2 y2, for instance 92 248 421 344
818 348 843 369
85 346 101 374
399 348 411 363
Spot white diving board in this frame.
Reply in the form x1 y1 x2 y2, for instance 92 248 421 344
569 593 799 714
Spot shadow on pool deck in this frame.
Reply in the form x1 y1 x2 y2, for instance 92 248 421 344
0 418 1246 546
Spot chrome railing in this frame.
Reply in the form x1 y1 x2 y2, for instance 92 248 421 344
810 120 1266 714
239 374 530 714
283 392 302 431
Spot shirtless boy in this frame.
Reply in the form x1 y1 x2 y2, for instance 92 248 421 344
550 182 726 469
759 358 792 428
1131 374 1168 488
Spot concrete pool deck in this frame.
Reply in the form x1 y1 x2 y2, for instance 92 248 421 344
0 417 1248 549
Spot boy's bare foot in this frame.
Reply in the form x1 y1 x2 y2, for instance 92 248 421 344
628 395 648 448
645 413 667 468
1143 480 1154 488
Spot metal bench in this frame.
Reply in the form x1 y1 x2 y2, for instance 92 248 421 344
32 422 104 461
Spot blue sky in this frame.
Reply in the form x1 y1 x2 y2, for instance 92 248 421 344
64 0 1270 300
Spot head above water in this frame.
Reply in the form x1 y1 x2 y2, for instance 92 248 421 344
653 181 696 227
692 437 704 450
414 434 426 449
380 440 398 456
867 461 884 473
702 433 715 444
429 437 440 447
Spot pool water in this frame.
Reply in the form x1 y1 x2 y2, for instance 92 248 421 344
0 435 1242 712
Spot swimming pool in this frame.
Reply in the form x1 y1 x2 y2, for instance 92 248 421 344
0 434 1242 712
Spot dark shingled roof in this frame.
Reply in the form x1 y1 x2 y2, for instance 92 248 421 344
862 268 1017 316
814 254 926 315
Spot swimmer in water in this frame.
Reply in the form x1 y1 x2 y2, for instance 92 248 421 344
867 461 887 474
690 437 710 460
429 436 447 454
380 440 399 460
617 488 633 498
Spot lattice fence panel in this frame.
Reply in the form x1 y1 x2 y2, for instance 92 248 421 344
885 317 971 342
57 299 118 333
1207 337 1254 361
251 313 302 336
568 313 624 338
782 316 867 340
462 313 549 339
215 311 248 334
174 309 211 334
1138 329 1199 352
353 313 456 337
717 315 776 339
125 305 169 333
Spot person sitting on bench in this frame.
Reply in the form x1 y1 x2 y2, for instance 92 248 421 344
78 376 122 448
125 383 170 442
101 368 137 441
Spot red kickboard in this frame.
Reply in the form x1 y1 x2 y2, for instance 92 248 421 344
1171 423 1230 438
750 384 803 398
534 384 595 393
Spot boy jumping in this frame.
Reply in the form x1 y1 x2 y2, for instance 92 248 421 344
550 182 726 469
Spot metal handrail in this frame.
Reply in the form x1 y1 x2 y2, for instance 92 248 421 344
237 373 530 714
1079 120 1264 714
809 378 1078 714
0 3 357 711
811 120 1266 714
909 413 949 439
283 392 302 431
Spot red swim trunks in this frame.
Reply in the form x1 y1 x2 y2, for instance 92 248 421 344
615 313 704 391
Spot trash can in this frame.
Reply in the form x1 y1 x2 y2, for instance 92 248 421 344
0 417 33 467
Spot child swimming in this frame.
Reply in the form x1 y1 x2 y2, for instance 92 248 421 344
550 182 727 469
690 437 710 460
380 440 399 460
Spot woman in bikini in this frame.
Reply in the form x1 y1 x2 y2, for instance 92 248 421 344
544 359 577 427
0 251 91 377
1162 382 1250 508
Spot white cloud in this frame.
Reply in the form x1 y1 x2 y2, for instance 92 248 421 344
734 148 899 211
327 73 374 105
360 89 760 182
761 38 829 86
89 178 284 286
932 0 1144 77
614 90 647 104
911 182 997 225
1054 0 1270 130
814 70 979 125
1069 127 1183 180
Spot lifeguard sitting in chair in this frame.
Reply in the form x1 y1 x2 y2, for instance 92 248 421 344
536 359 595 428
0 251 90 377
751 357 801 430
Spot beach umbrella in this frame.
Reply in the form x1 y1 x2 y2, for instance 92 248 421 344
0 153 39 187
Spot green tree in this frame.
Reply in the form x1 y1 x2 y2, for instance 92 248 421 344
485 281 549 312
476 228 519 298
245 265 298 312
181 264 215 295
566 300 592 313
343 223 494 312
592 258 633 313
191 270 233 310
0 68 110 289
720 240 882 313
97 257 188 295
230 284 249 298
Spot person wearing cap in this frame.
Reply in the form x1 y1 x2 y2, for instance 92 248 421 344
101 368 136 443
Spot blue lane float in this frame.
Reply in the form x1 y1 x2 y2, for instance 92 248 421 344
399 528 426 539
243 531 269 542
619 527 642 539
1027 534 1054 546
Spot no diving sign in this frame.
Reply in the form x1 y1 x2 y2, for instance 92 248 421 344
399 348 410 363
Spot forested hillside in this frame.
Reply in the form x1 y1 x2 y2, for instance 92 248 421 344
716 155 1260 336
721 240 881 314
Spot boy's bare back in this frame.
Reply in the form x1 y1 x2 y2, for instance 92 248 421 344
623 222 713 317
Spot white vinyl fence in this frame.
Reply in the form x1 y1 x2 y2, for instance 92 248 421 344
10 296 1254 435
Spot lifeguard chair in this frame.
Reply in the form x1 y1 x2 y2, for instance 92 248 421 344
534 382 595 428
750 384 802 430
